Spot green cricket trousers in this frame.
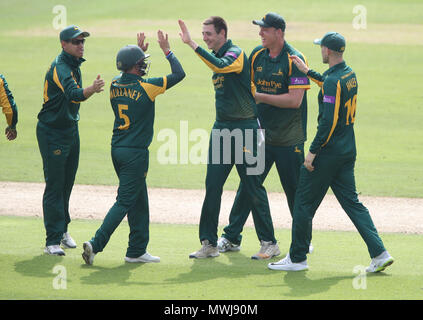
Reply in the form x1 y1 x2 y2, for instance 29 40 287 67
289 154 386 263
222 143 304 245
199 119 273 247
90 147 150 258
36 121 80 246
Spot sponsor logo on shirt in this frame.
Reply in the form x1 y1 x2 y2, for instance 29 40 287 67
323 95 336 104
290 77 308 85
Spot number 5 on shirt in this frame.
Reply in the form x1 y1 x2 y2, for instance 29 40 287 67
118 104 130 130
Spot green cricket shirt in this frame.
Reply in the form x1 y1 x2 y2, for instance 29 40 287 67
110 73 167 149
249 42 310 146
195 40 257 121
308 61 358 157
0 74 18 129
39 50 86 129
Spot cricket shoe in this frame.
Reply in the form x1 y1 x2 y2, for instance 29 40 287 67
44 245 65 256
189 240 220 259
61 232 77 249
217 237 241 253
251 240 280 260
82 241 96 265
366 251 394 273
267 253 308 271
125 252 160 263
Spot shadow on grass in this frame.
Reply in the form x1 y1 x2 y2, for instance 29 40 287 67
281 271 355 298
80 263 154 286
14 254 64 278
275 270 393 298
257 270 357 298
163 250 272 284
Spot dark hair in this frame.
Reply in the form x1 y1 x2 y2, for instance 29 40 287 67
203 16 228 38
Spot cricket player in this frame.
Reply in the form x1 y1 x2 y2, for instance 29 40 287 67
218 13 312 259
37 25 105 256
0 74 18 140
268 32 394 272
82 31 185 265
178 17 278 259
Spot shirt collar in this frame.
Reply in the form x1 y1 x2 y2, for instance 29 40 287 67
120 72 143 82
214 39 233 57
61 50 85 68
265 41 288 62
325 60 346 75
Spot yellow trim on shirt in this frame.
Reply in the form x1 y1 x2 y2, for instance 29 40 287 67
53 66 65 92
139 77 167 101
250 48 266 82
250 48 266 97
71 72 80 88
322 80 341 147
43 80 49 103
287 53 293 76
197 51 244 74
0 77 13 126
288 84 311 90
309 76 324 88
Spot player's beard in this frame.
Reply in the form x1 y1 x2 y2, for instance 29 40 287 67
322 54 329 64
321 47 329 64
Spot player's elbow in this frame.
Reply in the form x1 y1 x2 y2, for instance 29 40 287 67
289 91 305 109
288 99 302 109
175 70 186 85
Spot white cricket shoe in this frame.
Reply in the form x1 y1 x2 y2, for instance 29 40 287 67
251 240 280 260
189 240 220 259
44 245 65 256
125 252 160 263
268 253 308 271
217 237 241 253
82 241 96 265
61 232 77 249
366 251 394 273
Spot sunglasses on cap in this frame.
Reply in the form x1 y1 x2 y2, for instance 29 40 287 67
70 38 85 45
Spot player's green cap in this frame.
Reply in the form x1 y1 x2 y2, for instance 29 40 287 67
116 45 150 72
253 12 286 31
60 25 90 41
313 31 346 52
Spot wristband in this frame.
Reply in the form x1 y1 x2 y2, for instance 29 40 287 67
165 50 172 58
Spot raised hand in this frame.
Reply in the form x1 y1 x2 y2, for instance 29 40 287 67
92 75 105 93
178 19 191 44
290 55 309 74
157 30 170 54
178 20 198 50
137 32 149 52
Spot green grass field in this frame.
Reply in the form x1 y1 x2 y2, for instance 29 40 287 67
1 215 422 300
0 0 422 302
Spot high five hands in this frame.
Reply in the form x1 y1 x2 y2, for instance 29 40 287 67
137 31 171 55
137 32 149 52
157 30 170 54
178 20 198 50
